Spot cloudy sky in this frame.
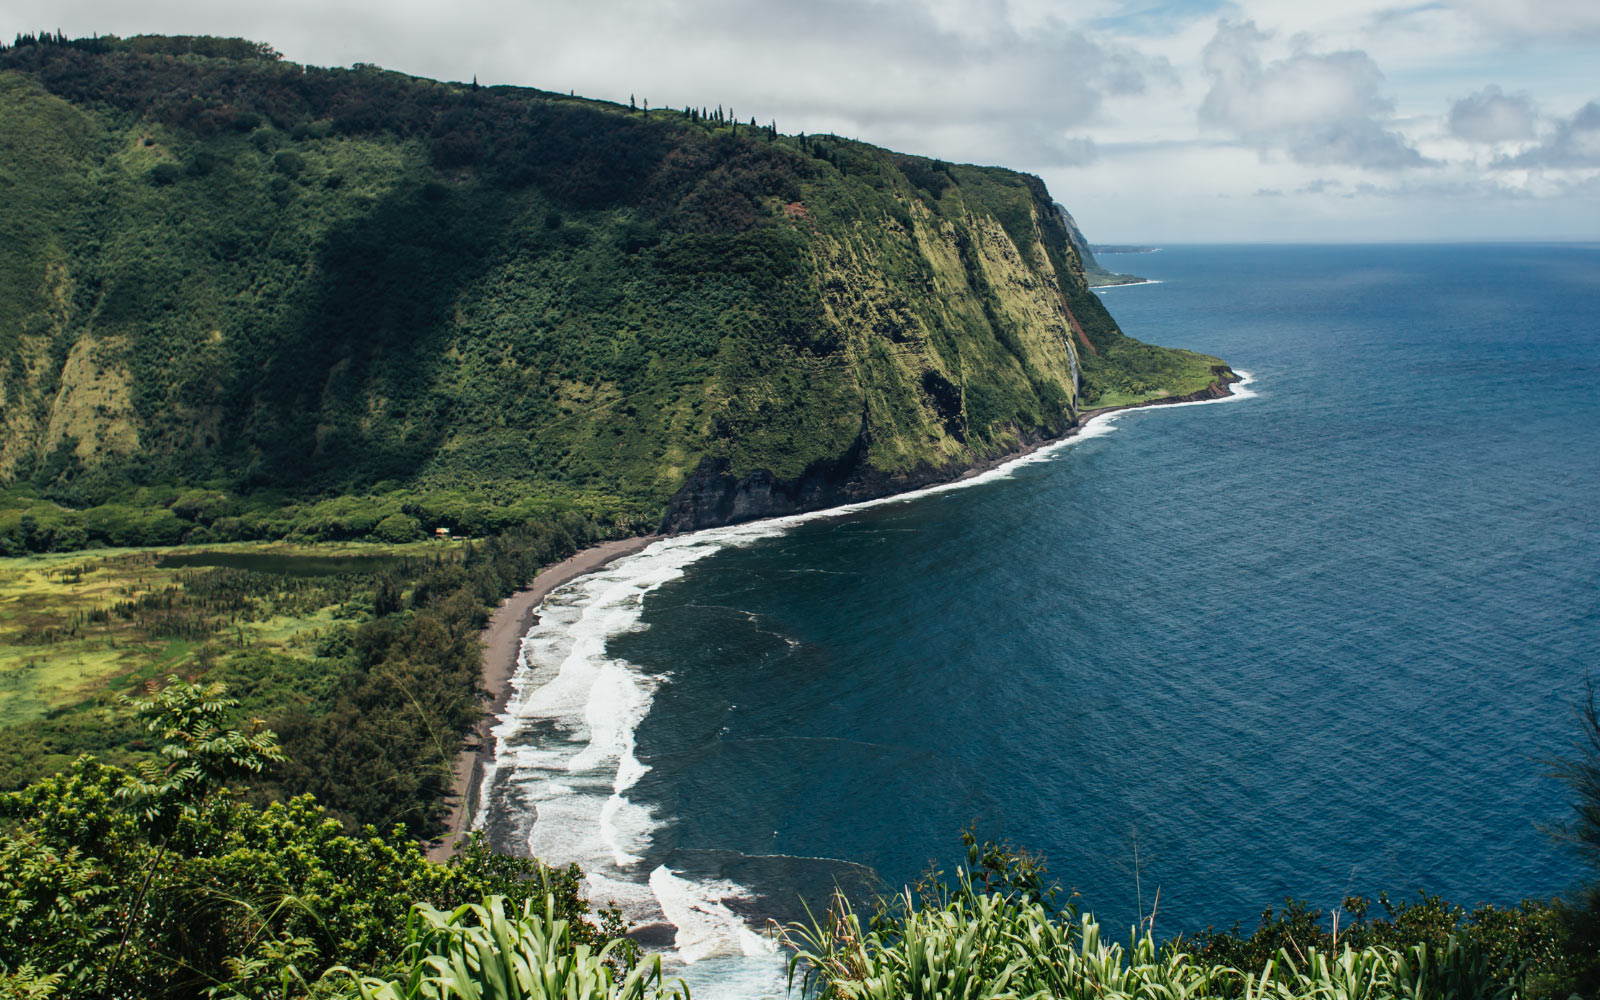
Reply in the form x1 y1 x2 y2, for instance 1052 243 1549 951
6 0 1598 241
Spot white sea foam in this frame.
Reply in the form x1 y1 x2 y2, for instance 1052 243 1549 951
478 369 1257 969
650 865 777 964
667 951 790 1000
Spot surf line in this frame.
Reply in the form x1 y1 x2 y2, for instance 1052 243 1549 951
473 370 1257 964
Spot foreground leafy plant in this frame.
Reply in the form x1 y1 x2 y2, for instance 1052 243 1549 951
785 857 1517 1000
337 896 679 1000
0 678 627 999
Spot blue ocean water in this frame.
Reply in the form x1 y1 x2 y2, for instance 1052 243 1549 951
483 244 1600 985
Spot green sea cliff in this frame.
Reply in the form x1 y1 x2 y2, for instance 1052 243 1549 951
0 33 1227 549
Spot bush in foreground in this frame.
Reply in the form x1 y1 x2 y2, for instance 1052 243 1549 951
783 837 1543 1000
787 886 1516 1000
0 678 627 999
337 896 679 1000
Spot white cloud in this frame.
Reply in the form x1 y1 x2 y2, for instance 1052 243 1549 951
1500 101 1600 168
1198 20 1426 170
1448 86 1537 143
1443 0 1600 41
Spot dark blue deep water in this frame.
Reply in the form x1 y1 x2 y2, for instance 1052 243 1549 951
610 244 1600 943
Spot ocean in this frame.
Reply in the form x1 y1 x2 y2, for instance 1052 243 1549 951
478 243 1600 996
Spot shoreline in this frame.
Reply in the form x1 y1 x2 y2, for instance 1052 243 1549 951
941 366 1240 487
427 534 657 861
426 368 1242 861
1091 278 1162 291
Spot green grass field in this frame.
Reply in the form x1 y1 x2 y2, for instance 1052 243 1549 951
0 539 458 727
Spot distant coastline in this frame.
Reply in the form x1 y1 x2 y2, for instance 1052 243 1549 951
1093 245 1162 254
1092 278 1163 291
1085 273 1150 288
430 366 1246 860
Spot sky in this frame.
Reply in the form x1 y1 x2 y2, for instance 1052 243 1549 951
5 0 1598 241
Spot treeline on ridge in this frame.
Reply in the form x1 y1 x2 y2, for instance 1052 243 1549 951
1 28 798 208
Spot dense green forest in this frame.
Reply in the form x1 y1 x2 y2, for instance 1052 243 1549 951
0 31 1225 554
0 677 643 998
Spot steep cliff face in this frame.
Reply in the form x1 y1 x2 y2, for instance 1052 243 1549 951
661 194 1100 531
0 35 1226 536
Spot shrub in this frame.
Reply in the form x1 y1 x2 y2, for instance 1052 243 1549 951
373 512 422 542
0 679 629 998
146 161 181 185
273 148 305 176
788 885 1513 1000
336 896 668 1000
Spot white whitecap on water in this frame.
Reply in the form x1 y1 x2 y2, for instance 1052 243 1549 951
648 866 791 1000
478 524 804 934
667 951 791 1000
649 866 778 964
477 370 1258 969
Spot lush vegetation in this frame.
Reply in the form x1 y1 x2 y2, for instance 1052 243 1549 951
0 485 648 557
782 833 1597 1000
0 541 454 733
0 31 1224 557
340 897 679 1000
1188 893 1587 998
0 677 632 999
0 516 607 840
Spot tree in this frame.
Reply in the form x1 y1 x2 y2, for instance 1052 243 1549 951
108 679 285 987
119 676 284 837
373 573 404 616
0 679 630 998
1551 684 1600 870
0 678 284 995
374 511 421 543
1545 684 1600 994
